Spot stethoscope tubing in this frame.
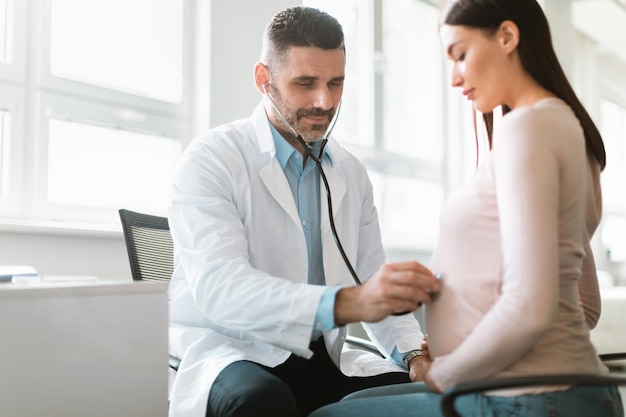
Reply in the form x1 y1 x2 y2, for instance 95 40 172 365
263 87 411 315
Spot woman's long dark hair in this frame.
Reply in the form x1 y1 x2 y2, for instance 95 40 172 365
443 0 606 170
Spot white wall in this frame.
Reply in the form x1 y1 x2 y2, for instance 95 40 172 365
0 227 130 281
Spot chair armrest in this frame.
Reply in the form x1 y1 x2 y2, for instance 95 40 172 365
169 354 181 371
441 373 626 417
599 352 626 362
345 335 383 357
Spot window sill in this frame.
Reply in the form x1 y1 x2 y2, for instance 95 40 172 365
0 218 122 239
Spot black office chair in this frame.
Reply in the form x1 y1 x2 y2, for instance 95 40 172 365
118 208 181 371
441 353 626 417
119 208 174 283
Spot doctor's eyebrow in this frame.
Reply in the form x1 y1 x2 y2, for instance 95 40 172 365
292 75 345 85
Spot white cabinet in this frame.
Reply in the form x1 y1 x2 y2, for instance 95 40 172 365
0 280 168 417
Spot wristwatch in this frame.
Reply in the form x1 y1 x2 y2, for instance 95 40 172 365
403 349 424 367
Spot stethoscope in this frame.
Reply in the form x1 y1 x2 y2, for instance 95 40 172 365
263 83 361 286
263 83 412 315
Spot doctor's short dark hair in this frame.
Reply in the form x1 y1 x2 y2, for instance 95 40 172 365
261 6 345 69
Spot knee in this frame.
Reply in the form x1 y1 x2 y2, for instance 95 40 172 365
211 378 299 417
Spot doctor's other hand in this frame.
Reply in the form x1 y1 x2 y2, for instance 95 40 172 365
334 261 440 325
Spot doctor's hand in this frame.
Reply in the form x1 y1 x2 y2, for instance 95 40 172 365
334 261 439 325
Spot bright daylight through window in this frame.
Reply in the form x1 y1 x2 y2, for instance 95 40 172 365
304 0 445 252
47 119 181 211
50 0 183 102
600 98 626 262
0 111 8 197
0 0 11 64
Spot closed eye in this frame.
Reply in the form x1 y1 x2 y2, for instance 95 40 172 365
296 81 315 88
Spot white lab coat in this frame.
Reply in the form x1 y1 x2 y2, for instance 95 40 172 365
167 103 424 417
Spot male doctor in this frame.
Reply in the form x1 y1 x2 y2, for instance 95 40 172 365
167 6 440 417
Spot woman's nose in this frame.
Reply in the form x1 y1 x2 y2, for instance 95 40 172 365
450 65 463 88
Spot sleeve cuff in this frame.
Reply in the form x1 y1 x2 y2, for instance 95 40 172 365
314 286 342 331
390 346 407 369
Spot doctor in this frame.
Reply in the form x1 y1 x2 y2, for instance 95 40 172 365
168 6 440 417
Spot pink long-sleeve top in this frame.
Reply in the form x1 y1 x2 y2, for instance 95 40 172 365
426 97 607 394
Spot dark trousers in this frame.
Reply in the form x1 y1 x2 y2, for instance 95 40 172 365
206 338 410 417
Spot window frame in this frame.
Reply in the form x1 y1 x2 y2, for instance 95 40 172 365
0 0 27 83
36 0 188 116
0 0 192 227
31 91 185 223
0 83 26 218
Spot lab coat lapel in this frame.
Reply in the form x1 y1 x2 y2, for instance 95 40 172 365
259 162 302 229
320 156 347 221
253 102 303 231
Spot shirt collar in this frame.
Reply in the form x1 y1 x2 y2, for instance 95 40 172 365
268 119 333 169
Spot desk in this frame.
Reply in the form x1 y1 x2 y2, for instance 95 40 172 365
0 280 168 417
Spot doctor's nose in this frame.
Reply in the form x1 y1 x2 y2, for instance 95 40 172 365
312 86 333 110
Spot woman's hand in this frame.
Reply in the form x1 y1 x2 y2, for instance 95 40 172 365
421 336 444 392
408 356 431 382
408 335 432 382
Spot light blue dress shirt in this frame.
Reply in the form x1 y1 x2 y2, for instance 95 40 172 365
269 123 340 336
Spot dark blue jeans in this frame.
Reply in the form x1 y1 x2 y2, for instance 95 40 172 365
309 382 624 417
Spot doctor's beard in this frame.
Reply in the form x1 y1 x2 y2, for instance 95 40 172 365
270 85 335 143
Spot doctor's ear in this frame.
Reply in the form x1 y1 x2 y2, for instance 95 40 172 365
254 62 271 94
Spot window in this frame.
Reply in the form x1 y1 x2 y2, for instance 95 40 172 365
0 0 12 64
46 117 181 212
48 0 183 103
0 82 23 218
304 0 457 252
0 0 24 82
0 0 187 225
0 109 9 197
599 98 626 261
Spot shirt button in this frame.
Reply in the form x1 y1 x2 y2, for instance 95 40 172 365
302 220 307 226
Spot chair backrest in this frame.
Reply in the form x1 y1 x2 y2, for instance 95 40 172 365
118 209 174 282
118 209 182 372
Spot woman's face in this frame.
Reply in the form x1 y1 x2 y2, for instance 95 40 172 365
440 24 513 113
